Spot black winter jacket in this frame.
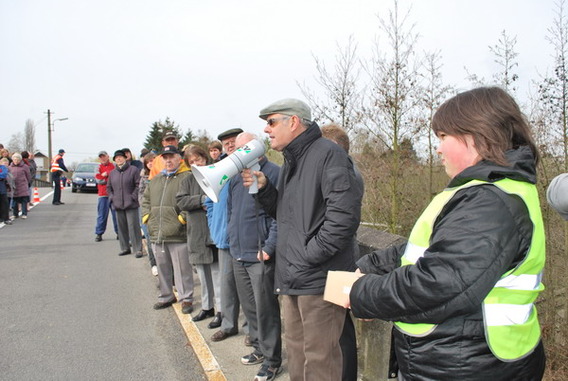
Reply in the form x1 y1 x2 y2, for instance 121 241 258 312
256 122 363 295
350 146 546 380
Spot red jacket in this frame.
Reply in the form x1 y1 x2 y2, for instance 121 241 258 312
95 161 115 196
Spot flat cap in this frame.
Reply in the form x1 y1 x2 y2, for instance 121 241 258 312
547 173 568 221
163 131 178 140
113 150 126 160
160 145 181 156
98 150 108 157
259 98 311 121
218 128 243 141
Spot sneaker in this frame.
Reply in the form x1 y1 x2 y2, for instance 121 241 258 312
3 220 12 225
241 352 264 366
95 234 102 242
135 252 143 258
151 265 158 276
21 215 27 219
254 364 282 381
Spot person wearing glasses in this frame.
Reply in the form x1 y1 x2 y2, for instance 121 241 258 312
242 99 363 381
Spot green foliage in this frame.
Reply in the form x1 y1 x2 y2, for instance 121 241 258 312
144 117 197 152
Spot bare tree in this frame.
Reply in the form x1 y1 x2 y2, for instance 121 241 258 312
298 36 364 134
489 30 519 93
419 50 454 197
361 0 421 234
24 119 36 153
537 0 568 170
7 132 24 153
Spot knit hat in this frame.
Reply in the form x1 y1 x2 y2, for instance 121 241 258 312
113 150 127 161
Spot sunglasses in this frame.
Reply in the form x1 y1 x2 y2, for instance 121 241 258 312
266 116 290 126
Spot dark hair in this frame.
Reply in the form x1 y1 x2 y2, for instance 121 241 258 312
184 145 209 166
321 123 350 154
21 151 30 159
432 87 539 166
143 152 156 174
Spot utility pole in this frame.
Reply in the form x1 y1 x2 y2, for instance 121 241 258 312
47 109 52 168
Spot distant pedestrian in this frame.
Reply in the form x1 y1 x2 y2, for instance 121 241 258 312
9 153 31 219
208 141 222 162
50 149 68 205
22 151 37 208
94 151 118 242
139 152 158 276
107 150 143 258
0 158 11 224
0 149 11 165
122 147 143 170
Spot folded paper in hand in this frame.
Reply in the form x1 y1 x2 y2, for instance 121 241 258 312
323 271 361 307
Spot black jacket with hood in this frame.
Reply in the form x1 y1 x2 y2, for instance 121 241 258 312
350 146 545 381
256 122 363 295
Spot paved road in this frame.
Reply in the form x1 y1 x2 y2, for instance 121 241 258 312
0 189 206 381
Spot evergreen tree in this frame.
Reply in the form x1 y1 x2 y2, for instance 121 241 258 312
179 129 195 149
143 117 182 151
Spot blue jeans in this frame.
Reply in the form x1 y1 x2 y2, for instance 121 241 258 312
95 196 117 235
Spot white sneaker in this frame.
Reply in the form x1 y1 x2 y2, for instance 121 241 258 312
151 266 158 276
21 215 27 219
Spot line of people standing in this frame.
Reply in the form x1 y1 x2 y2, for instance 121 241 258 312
0 146 38 225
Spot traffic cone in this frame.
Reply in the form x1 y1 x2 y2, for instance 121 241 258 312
60 179 65 190
33 187 41 204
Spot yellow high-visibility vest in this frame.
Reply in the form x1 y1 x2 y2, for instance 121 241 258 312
394 178 545 361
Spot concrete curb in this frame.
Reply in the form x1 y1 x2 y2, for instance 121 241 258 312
173 303 227 381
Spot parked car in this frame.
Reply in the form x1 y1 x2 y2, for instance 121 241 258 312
71 162 99 193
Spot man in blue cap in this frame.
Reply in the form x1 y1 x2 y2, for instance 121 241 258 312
51 149 68 205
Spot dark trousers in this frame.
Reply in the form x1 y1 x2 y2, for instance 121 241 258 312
0 193 9 221
233 259 282 368
116 208 142 254
12 196 29 217
52 173 61 203
340 311 358 381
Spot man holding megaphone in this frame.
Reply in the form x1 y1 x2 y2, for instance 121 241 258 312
241 98 363 381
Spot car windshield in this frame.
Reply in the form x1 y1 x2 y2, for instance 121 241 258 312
75 163 99 173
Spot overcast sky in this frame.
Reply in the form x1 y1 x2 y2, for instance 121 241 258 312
0 0 558 165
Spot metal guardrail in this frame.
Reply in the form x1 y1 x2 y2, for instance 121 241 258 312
33 179 52 188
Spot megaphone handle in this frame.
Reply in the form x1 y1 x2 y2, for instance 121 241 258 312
248 163 261 195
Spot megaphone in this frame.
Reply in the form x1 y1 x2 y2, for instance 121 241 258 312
192 139 266 203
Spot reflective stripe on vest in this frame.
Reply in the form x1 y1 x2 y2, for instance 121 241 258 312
51 154 63 172
394 178 545 361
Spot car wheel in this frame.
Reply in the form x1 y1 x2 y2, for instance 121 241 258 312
72 187 77 193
